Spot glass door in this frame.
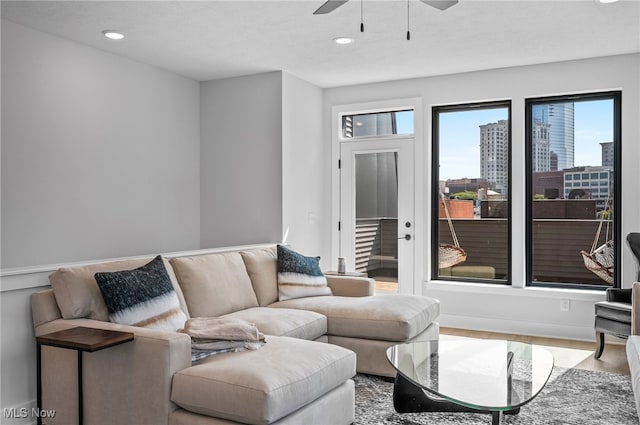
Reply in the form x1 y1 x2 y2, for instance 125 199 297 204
340 138 415 294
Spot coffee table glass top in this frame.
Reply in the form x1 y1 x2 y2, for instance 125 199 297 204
386 337 554 412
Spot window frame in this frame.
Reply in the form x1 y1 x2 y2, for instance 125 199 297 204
431 100 513 284
340 109 415 140
525 91 622 290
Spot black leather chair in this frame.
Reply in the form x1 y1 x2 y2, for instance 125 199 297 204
594 233 640 359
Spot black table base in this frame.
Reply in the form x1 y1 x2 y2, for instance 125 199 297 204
392 374 520 425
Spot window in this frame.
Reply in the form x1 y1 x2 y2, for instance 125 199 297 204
341 110 414 139
432 101 511 283
526 92 621 288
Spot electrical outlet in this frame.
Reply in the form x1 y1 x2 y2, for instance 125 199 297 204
560 299 571 312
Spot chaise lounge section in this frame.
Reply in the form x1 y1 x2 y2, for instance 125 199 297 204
32 245 440 425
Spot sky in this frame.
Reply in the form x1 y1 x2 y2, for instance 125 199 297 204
432 99 614 181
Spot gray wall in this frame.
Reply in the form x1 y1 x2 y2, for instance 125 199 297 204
0 20 201 419
200 72 283 248
1 20 202 269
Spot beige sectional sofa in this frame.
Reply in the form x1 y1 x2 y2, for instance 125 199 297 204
32 245 440 425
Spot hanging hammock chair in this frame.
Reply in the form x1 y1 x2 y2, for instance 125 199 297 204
439 194 467 269
580 197 614 285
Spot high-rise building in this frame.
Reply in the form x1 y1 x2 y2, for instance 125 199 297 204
601 141 614 168
479 120 509 196
532 103 575 170
550 151 558 172
531 121 551 172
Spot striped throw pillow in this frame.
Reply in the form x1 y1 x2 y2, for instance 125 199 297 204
95 255 187 331
277 245 332 301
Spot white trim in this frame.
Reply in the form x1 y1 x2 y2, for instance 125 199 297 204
426 280 605 302
339 138 415 293
429 96 515 109
0 243 275 292
439 313 597 342
331 97 423 294
425 280 606 342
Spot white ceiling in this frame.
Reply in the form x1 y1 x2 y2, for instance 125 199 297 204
2 0 639 88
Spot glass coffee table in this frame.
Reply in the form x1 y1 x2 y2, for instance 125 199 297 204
386 337 554 425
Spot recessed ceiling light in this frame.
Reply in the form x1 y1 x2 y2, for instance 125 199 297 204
334 37 354 45
598 0 619 3
102 30 124 40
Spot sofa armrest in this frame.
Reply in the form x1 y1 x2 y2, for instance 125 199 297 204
326 275 374 297
633 283 640 336
36 318 192 425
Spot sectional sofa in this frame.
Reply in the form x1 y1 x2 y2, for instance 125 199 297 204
31 245 440 425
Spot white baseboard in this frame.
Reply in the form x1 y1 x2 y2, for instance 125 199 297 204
439 313 597 342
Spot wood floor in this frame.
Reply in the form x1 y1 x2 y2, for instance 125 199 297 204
441 327 630 376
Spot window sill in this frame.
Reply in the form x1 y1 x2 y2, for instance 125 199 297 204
424 279 606 302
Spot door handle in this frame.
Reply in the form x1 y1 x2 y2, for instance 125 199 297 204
398 234 412 241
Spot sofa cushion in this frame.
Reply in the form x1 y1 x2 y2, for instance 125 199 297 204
171 335 356 425
223 307 327 340
270 294 440 341
49 256 189 321
170 252 259 317
277 245 332 301
94 255 188 331
240 247 279 306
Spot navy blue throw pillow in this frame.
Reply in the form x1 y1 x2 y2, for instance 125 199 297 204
95 255 187 331
277 245 331 301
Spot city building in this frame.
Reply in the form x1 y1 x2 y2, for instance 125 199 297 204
532 103 575 170
601 141 614 167
533 171 564 199
564 166 613 210
479 120 509 195
531 121 551 172
445 178 493 195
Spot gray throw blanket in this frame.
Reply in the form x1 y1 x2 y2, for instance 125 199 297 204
180 317 266 362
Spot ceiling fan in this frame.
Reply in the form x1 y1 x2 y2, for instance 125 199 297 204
313 0 458 15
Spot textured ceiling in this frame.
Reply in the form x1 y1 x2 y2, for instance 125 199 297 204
2 0 639 88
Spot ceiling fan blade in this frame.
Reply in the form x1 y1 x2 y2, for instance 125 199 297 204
313 0 350 15
420 0 458 11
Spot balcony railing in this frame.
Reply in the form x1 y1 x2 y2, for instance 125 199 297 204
355 217 613 286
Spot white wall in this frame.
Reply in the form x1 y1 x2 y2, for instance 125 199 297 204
200 72 283 248
324 54 640 340
1 20 202 269
281 72 326 260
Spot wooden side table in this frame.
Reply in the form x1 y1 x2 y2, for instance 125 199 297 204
36 327 134 425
